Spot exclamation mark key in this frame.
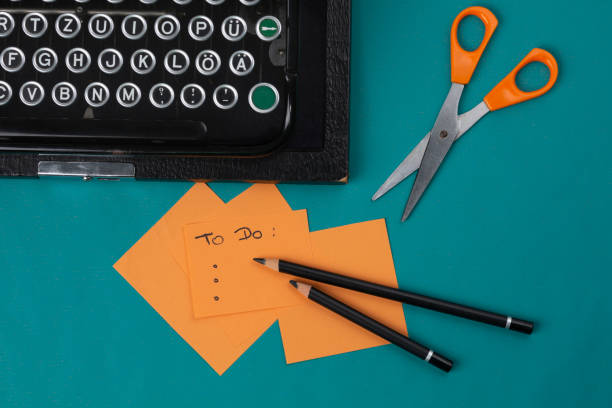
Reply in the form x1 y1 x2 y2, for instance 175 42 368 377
180 84 206 109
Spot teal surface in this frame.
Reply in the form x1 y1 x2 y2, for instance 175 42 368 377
1 1 611 406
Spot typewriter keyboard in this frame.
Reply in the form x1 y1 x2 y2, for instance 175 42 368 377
0 0 295 155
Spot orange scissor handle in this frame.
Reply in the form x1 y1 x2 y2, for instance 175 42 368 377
484 48 559 111
451 6 499 84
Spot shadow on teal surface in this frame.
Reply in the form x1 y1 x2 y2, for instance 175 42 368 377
1 1 611 407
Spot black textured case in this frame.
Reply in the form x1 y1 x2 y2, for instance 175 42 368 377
0 0 350 183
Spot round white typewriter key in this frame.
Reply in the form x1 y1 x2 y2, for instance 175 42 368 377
66 48 91 73
98 48 123 74
206 0 226 5
195 50 221 76
0 12 15 38
122 15 147 40
32 47 58 73
149 83 174 108
0 47 25 73
240 0 261 5
213 84 238 110
55 13 81 39
84 82 110 108
52 82 77 107
0 81 12 106
19 81 45 107
130 49 156 74
188 16 213 41
22 13 48 38
154 15 180 40
229 50 254 76
116 83 141 108
180 84 205 109
221 16 247 41
89 14 114 39
164 49 190 75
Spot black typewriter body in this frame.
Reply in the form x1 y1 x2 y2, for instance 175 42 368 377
0 0 296 155
0 0 351 182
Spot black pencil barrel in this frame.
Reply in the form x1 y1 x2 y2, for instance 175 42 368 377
279 260 533 334
308 286 453 372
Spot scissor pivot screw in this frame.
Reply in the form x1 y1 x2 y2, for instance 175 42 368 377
440 130 448 139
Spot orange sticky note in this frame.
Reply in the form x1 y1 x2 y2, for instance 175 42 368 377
277 219 408 364
184 210 310 318
114 227 278 375
158 183 291 276
114 184 289 375
159 183 294 349
155 183 224 275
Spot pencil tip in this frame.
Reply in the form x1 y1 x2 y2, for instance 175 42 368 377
289 280 298 288
253 258 265 265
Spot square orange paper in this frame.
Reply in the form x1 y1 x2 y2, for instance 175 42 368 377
278 219 408 364
184 210 311 318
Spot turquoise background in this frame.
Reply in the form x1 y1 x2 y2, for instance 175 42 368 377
1 0 611 406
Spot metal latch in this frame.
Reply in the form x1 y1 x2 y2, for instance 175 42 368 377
38 161 135 180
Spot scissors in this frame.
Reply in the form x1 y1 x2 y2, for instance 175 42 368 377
372 6 559 221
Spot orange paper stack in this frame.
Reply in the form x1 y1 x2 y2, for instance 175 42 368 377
114 184 407 375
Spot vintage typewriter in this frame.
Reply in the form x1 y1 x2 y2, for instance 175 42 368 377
0 0 350 181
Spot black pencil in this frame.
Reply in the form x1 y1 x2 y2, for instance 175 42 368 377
289 280 453 372
254 258 534 334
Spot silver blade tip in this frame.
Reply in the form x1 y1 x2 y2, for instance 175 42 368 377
371 185 389 201
401 203 416 222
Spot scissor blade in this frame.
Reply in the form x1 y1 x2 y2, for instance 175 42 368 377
372 132 431 201
402 83 463 220
402 133 457 220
